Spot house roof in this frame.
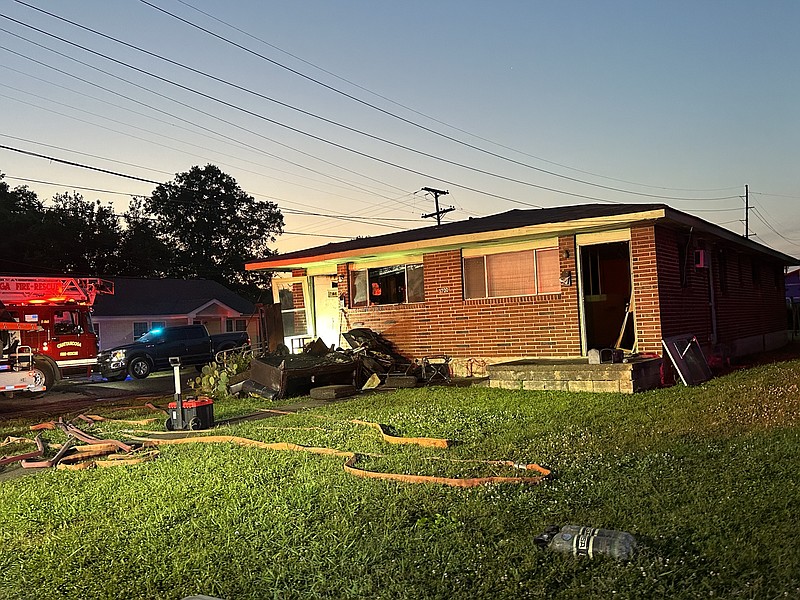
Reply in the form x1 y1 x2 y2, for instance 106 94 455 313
246 203 799 272
92 278 255 317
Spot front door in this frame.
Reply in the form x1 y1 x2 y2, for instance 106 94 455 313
578 241 635 353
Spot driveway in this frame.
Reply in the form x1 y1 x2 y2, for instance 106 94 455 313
0 368 193 421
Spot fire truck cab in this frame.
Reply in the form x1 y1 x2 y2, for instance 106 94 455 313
0 276 114 393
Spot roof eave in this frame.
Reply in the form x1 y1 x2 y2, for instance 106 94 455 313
246 208 668 272
662 207 800 264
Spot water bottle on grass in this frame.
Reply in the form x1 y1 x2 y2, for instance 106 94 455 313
535 524 637 561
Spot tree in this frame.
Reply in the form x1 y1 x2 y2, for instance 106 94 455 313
145 165 283 299
115 197 173 277
0 173 47 273
38 192 122 276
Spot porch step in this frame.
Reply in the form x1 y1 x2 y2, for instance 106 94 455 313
487 358 662 393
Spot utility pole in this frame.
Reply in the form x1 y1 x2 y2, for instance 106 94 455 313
420 187 454 226
743 184 752 239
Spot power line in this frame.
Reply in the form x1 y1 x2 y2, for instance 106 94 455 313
4 175 137 197
128 0 741 199
174 0 740 195
0 21 549 209
0 144 163 184
3 8 737 205
1 170 416 232
0 84 405 205
0 35 407 201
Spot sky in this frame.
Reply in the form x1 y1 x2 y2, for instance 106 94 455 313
1 1 799 260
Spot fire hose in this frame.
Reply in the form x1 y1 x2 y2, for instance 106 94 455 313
127 433 551 488
11 410 552 487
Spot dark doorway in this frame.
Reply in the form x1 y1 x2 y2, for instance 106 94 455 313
580 241 635 351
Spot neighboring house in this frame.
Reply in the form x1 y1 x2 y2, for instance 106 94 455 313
246 203 798 377
92 278 257 350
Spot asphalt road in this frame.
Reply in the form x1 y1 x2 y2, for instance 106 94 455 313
0 367 195 421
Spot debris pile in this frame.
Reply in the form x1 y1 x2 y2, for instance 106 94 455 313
246 328 422 399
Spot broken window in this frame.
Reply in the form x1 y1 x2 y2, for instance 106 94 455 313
349 264 424 307
463 247 560 299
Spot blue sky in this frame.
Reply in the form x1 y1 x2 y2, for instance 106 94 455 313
1 1 798 257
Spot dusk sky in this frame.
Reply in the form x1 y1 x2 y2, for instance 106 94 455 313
1 1 798 258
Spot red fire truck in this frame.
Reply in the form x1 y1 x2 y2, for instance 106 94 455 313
0 276 114 393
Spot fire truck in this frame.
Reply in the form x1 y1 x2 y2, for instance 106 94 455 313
0 276 114 395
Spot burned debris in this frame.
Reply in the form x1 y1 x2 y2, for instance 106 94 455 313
245 328 438 400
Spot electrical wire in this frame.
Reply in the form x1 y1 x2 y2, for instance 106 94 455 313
0 144 162 185
0 29 550 210
2 170 419 231
0 85 406 205
5 6 741 204
0 35 408 202
171 0 740 195
127 0 741 199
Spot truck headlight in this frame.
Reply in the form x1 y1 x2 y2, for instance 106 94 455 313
111 349 126 362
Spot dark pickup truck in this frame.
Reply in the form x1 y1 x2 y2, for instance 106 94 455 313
98 324 249 380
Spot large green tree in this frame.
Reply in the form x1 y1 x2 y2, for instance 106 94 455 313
115 197 173 278
0 173 46 272
145 165 282 299
39 192 122 276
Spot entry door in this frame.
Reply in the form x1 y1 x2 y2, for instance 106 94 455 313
577 239 635 354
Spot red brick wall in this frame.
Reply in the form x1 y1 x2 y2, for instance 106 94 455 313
653 225 786 353
331 228 786 373
339 237 581 374
630 225 663 354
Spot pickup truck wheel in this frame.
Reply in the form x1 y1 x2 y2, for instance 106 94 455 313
129 357 152 379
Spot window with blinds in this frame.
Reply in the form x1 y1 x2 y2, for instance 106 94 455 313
463 247 560 299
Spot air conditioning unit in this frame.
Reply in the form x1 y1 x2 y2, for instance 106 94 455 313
694 249 708 268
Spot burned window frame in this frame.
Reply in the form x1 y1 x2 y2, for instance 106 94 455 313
349 262 424 307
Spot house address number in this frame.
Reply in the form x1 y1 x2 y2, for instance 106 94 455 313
438 287 450 293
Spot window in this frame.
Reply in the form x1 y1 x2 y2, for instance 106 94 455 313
463 248 560 299
349 263 424 307
133 322 149 339
53 310 81 335
226 318 247 332
273 279 310 337
150 321 165 331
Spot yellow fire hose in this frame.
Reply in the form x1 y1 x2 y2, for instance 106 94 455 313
19 408 551 487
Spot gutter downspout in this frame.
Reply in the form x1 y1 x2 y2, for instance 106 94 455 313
709 251 718 345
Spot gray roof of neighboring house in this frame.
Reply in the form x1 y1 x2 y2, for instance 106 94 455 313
92 278 255 317
247 203 799 269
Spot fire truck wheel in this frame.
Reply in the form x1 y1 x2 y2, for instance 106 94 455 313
21 359 56 398
128 357 152 379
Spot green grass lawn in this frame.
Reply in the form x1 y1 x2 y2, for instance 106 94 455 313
1 359 799 599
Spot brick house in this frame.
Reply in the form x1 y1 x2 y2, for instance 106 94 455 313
246 204 797 378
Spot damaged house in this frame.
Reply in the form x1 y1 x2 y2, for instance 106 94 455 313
246 204 797 392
